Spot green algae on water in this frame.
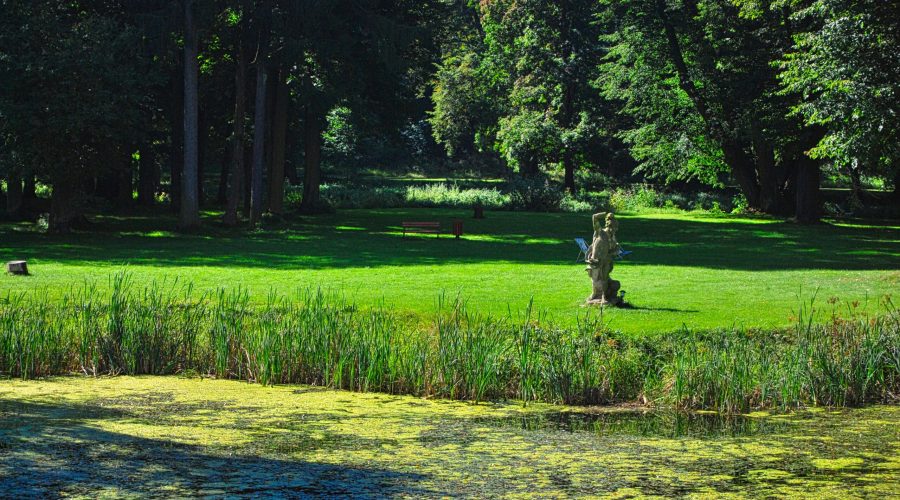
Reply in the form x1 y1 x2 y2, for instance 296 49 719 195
0 376 898 498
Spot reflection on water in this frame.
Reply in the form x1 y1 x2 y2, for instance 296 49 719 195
476 409 791 438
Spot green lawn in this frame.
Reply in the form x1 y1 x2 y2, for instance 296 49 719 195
1 208 897 334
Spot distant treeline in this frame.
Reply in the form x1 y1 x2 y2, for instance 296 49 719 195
1 1 897 231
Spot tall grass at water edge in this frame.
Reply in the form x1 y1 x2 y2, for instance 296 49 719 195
0 273 897 413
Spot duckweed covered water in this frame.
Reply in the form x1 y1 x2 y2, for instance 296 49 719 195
0 377 897 498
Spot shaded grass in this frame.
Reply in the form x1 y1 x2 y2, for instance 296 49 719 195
0 209 898 334
1 274 898 413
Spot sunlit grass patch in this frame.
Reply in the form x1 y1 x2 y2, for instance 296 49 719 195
1 209 898 334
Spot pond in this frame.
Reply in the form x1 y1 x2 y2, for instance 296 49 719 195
0 377 897 497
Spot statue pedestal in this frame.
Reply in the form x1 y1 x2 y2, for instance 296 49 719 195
585 278 620 306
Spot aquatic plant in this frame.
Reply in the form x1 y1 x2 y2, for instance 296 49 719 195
0 272 897 413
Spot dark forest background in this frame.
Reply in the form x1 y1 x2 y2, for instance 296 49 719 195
1 0 897 232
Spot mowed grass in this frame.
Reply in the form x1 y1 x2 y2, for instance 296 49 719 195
0 208 897 334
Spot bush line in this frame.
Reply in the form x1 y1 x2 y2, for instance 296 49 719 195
285 181 742 214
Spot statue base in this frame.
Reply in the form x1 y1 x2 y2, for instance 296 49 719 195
585 279 620 307
585 298 619 307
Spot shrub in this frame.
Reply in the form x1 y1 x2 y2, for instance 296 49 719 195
731 194 749 214
509 177 565 211
560 194 593 213
321 184 404 209
288 183 509 211
287 180 743 216
404 184 508 209
608 186 661 212
691 192 719 211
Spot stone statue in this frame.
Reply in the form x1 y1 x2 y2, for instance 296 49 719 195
585 212 621 306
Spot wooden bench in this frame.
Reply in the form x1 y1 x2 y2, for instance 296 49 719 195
402 221 441 237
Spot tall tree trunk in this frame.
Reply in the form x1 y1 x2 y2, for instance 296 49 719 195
848 164 862 199
170 50 184 213
224 33 248 226
753 137 784 214
721 141 760 210
892 170 900 201
285 150 298 184
268 69 289 214
795 157 821 224
94 145 120 202
217 156 228 204
138 144 157 206
117 149 133 207
243 145 252 216
264 69 277 211
249 62 268 226
559 22 576 196
656 0 777 214
22 173 35 203
301 106 324 210
48 175 77 233
197 109 207 207
6 172 22 219
179 0 201 229
519 157 539 178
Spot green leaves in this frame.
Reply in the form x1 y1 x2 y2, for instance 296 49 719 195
778 0 899 177
430 0 613 183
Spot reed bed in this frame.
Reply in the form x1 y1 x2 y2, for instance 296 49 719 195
1 273 897 413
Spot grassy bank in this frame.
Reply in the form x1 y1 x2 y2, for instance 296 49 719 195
2 275 897 413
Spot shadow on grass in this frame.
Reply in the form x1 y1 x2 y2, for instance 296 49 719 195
616 303 700 313
0 398 433 497
0 209 897 272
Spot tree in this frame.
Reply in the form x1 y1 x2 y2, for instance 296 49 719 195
268 68 289 214
429 51 500 159
224 8 249 226
780 0 900 199
179 0 201 229
602 0 825 221
247 1 273 227
271 0 438 211
249 62 268 226
431 0 612 192
5 168 23 219
0 1 159 232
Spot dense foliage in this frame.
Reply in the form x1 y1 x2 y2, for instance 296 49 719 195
780 0 900 190
1 0 897 231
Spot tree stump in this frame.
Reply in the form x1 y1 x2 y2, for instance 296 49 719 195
6 260 28 275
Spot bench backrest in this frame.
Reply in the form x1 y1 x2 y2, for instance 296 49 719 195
403 222 440 227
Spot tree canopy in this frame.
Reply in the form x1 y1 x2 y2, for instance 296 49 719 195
1 0 896 231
